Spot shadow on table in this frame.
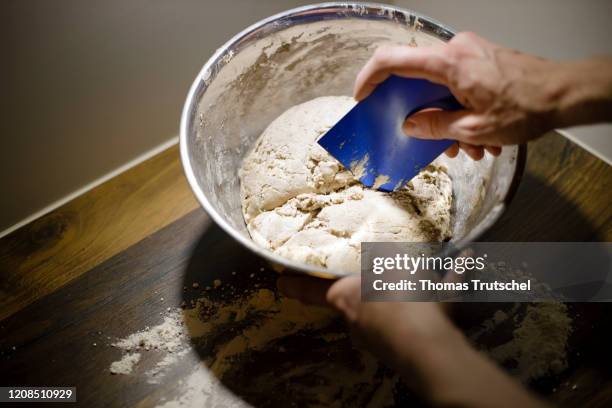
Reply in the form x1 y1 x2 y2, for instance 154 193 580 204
455 173 612 398
179 222 414 407
455 171 607 324
180 172 610 407
482 173 604 242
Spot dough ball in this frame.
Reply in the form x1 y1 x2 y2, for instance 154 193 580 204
239 96 453 273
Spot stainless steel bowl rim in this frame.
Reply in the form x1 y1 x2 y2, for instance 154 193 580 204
180 2 526 279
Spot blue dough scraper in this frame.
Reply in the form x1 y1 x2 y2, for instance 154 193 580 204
318 75 463 192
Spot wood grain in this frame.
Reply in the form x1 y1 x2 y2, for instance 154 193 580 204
0 189 610 407
0 132 610 407
0 145 199 321
0 210 214 407
484 132 611 242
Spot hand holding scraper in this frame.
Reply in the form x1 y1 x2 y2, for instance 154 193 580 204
317 75 463 192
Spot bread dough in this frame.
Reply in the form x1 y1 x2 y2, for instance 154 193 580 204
239 96 453 273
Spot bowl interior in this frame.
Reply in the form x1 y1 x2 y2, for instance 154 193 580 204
182 4 521 276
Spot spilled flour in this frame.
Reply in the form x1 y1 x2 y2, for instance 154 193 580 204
108 282 573 407
113 313 185 352
110 310 189 383
470 302 573 383
488 303 573 381
109 352 141 375
109 287 399 407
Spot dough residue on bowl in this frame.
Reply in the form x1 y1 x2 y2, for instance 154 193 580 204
239 96 453 273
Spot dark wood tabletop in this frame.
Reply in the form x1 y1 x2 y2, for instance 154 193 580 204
0 132 610 407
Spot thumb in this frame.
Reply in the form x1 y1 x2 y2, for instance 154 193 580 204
403 109 472 141
326 277 361 321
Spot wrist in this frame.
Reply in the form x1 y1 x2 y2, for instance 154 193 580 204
406 328 480 404
553 58 612 128
402 325 544 408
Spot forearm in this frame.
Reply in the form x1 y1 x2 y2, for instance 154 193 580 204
395 327 547 408
553 57 612 128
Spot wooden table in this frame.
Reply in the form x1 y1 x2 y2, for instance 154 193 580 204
0 133 610 407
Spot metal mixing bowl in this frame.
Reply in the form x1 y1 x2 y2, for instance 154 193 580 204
180 2 526 278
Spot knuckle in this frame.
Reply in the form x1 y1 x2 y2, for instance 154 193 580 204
373 46 392 64
432 48 455 73
325 286 340 305
443 44 468 81
428 114 445 138
463 116 487 133
454 71 483 94
373 46 385 57
443 43 460 61
453 31 478 43
454 118 489 142
449 124 469 141
454 78 474 94
447 32 482 60
325 287 340 307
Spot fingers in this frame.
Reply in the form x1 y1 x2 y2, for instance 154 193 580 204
326 277 361 321
458 143 503 160
446 143 501 160
444 142 459 158
354 45 451 101
277 275 335 306
356 44 507 162
403 110 472 140
484 145 502 156
277 275 362 320
459 142 485 160
402 110 502 161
